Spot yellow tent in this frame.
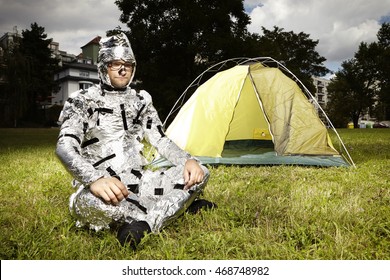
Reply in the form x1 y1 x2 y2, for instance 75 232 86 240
153 58 354 167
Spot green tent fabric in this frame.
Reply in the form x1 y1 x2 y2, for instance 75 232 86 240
152 59 353 168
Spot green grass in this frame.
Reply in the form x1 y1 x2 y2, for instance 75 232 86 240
0 128 389 260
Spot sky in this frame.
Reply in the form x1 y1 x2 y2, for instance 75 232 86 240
1 0 389 74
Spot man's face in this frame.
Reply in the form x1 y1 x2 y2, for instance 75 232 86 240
107 60 133 88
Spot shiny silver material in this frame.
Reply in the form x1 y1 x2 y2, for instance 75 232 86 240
56 86 210 232
68 167 209 232
56 33 209 233
98 32 136 88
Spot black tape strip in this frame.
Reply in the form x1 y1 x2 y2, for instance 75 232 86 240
126 198 147 214
174 184 185 190
127 184 139 194
73 146 80 155
106 166 121 181
146 118 152 129
136 92 144 100
95 108 114 114
92 153 116 167
133 104 146 125
81 137 99 148
157 125 166 137
64 133 81 144
131 169 143 179
83 122 88 134
106 166 116 176
154 188 164 195
120 104 128 130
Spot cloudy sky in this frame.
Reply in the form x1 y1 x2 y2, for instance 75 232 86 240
1 0 389 74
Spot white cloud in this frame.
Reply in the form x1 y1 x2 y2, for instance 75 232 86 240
0 0 125 55
247 0 390 71
1 0 389 72
321 19 380 61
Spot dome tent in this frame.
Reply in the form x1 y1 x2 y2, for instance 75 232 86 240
152 57 354 167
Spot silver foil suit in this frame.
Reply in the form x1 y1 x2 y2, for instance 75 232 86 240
55 33 209 233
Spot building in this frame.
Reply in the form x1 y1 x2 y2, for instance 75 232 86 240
52 60 99 105
0 27 102 125
52 36 101 105
311 76 332 123
0 27 24 126
0 26 22 52
80 36 100 65
312 76 331 109
0 26 22 87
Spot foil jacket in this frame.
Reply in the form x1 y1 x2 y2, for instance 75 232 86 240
56 86 209 232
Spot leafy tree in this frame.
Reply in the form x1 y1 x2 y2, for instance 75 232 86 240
112 1 330 120
327 23 390 128
112 0 252 118
374 23 390 120
253 26 329 92
19 23 60 125
325 69 353 128
327 45 378 128
0 41 31 127
0 23 59 127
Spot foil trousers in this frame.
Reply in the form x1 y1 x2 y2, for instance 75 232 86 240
69 165 209 232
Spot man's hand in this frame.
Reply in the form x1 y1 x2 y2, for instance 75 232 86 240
184 159 204 190
90 177 129 205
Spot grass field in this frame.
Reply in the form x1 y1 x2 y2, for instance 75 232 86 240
0 128 389 260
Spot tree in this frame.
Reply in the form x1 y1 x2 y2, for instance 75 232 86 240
113 0 252 118
327 47 378 128
254 26 329 92
374 23 390 120
112 1 330 120
326 23 390 128
1 23 60 127
325 69 354 128
0 39 32 127
19 23 60 125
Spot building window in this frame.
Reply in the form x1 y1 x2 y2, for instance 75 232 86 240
79 82 93 90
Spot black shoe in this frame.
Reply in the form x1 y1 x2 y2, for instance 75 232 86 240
186 199 217 214
117 221 151 248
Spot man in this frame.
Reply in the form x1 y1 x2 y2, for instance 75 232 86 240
56 32 215 249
